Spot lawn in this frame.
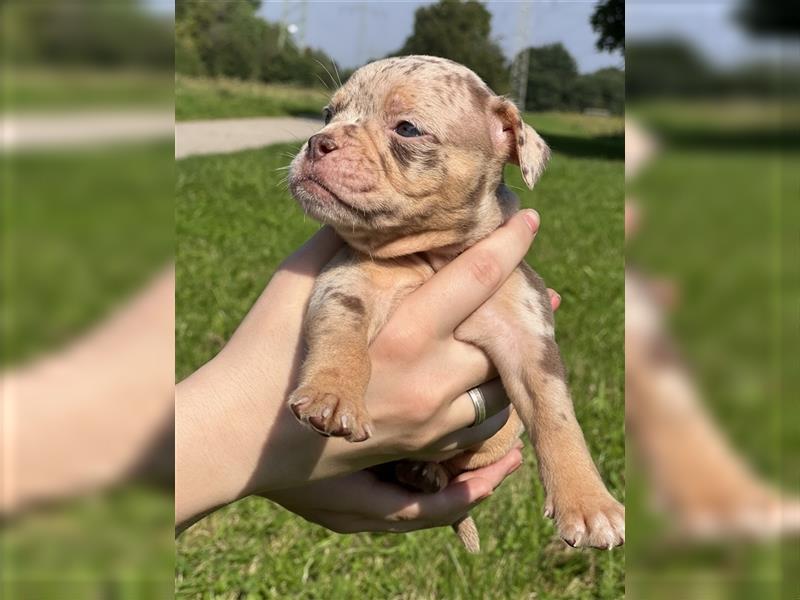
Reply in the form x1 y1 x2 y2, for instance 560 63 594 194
175 112 625 598
3 143 174 366
176 75 329 121
3 69 173 113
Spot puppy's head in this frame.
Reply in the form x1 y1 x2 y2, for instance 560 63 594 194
289 55 550 257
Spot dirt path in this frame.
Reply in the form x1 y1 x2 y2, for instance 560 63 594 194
3 113 321 157
175 116 321 159
2 110 173 152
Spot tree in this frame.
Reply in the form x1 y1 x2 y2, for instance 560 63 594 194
177 0 265 79
626 40 713 99
176 19 206 76
395 0 509 93
575 68 624 114
737 0 800 37
591 0 624 54
516 43 579 112
176 0 340 86
7 0 173 69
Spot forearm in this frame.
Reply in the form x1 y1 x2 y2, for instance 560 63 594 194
2 267 174 516
175 349 375 531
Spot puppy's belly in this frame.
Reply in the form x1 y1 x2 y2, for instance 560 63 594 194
446 409 525 471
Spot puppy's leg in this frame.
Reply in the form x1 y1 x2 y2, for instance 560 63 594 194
394 460 481 553
455 264 624 549
289 282 373 442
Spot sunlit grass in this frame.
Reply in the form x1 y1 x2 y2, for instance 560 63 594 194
3 69 173 113
175 75 330 121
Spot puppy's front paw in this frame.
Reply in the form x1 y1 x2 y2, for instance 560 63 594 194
288 385 373 442
548 490 625 550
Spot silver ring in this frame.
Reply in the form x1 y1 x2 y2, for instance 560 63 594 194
467 387 487 427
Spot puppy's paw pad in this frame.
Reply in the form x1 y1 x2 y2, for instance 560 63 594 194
288 386 372 442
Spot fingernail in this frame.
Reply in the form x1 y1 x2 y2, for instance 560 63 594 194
521 209 540 233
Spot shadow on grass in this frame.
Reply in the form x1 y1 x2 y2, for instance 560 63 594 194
647 127 800 152
539 132 624 161
287 111 324 120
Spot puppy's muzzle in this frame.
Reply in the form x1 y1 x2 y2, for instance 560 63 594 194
306 133 338 161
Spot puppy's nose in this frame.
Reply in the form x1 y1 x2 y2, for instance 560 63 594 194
307 134 338 160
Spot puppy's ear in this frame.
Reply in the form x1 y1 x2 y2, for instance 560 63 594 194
492 98 550 189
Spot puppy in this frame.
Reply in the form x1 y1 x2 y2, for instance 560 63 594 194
286 56 624 551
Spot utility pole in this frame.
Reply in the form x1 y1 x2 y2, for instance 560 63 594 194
277 0 290 49
510 1 531 110
297 0 308 49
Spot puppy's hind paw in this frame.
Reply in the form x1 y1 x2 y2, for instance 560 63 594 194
288 386 373 442
395 461 451 493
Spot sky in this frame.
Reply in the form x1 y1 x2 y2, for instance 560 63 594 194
258 1 624 74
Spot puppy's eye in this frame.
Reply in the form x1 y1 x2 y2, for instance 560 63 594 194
395 121 423 138
323 108 332 125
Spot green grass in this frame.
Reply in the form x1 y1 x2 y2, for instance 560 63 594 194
2 69 173 113
176 114 625 598
525 111 624 138
2 142 174 366
2 487 174 599
175 75 329 121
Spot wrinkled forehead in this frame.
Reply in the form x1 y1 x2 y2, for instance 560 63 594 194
329 57 494 136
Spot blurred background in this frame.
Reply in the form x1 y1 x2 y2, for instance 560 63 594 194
175 0 625 598
9 0 796 597
625 0 800 598
2 0 174 597
175 0 624 119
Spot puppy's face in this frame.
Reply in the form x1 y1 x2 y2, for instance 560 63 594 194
289 56 550 256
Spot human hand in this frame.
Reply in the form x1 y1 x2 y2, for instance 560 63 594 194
177 210 559 530
266 442 523 533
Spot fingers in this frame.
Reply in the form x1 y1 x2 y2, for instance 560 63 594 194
547 288 561 311
428 405 512 457
282 447 524 534
380 447 524 532
396 210 540 338
452 441 524 485
445 378 509 432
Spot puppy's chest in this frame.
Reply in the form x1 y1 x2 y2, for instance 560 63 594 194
313 249 436 341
